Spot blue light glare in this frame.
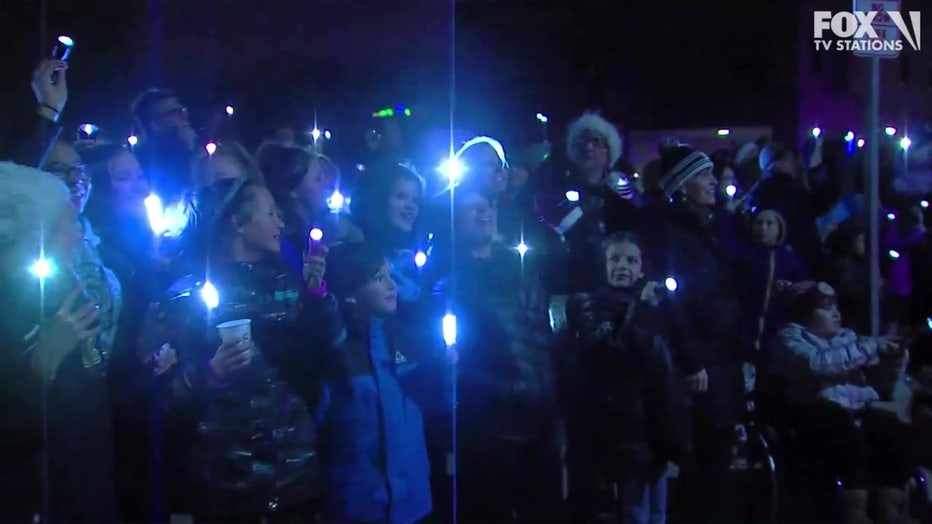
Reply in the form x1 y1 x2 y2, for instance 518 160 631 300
442 313 457 347
327 190 345 212
200 281 220 310
29 258 53 279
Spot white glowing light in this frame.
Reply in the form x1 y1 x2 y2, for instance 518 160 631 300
927 317 932 330
857 138 866 148
725 184 737 197
200 281 220 310
225 105 234 116
885 126 897 136
127 135 138 147
144 194 164 234
844 131 855 142
309 228 323 242
205 142 217 156
414 251 428 268
323 130 332 140
536 113 548 123
29 258 53 279
516 242 529 257
442 313 457 347
145 193 190 237
717 128 731 136
664 277 678 292
899 137 912 151
887 212 896 221
438 157 465 184
327 190 345 212
311 128 321 141
811 127 822 138
888 250 901 260
57 35 74 47
921 200 929 209
355 163 366 172
565 190 580 202
80 123 98 136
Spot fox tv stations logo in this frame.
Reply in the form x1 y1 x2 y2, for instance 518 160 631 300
813 6 920 53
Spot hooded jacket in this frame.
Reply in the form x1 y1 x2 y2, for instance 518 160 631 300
156 259 326 516
316 300 449 523
728 210 809 350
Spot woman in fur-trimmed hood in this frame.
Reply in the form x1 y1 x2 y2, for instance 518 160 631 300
541 112 637 293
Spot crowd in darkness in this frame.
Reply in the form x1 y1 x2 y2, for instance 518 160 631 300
2 51 932 524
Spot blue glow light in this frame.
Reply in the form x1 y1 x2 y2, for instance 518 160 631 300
200 281 220 310
665 277 678 292
442 313 457 347
29 258 53 279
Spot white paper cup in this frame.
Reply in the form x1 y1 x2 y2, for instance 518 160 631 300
216 319 251 344
549 295 569 333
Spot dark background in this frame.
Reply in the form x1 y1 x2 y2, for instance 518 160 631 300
0 0 803 157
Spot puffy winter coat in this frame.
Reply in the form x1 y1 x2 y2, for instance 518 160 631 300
155 259 326 516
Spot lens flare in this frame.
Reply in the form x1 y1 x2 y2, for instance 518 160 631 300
200 281 220 310
327 190 345 212
442 313 457 347
29 258 53 279
438 157 465 184
516 242 529 257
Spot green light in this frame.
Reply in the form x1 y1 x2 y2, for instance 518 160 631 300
404 108 412 117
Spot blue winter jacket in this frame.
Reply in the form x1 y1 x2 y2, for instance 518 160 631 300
320 314 449 523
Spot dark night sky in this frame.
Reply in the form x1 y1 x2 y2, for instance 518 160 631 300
0 0 802 152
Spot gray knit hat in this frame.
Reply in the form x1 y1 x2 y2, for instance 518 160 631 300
658 142 713 197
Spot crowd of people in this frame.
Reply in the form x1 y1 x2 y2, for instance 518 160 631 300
2 56 932 524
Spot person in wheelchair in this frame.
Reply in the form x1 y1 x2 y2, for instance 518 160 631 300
769 281 917 524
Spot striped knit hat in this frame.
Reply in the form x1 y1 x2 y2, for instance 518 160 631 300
659 142 713 198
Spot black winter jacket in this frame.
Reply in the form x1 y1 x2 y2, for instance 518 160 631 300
433 247 557 440
563 287 691 478
153 260 327 516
